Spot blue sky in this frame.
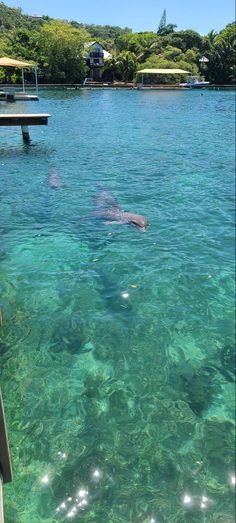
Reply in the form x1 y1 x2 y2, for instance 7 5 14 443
4 0 235 35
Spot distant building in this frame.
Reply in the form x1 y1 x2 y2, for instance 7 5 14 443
84 41 112 81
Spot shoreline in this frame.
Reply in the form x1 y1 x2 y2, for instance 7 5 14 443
0 83 235 91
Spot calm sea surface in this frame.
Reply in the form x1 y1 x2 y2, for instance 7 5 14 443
0 88 235 522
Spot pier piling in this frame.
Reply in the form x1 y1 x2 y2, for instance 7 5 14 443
0 114 51 143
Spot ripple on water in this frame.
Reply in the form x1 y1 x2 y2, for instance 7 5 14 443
1 89 235 522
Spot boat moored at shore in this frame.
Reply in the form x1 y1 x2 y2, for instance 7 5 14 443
178 76 210 88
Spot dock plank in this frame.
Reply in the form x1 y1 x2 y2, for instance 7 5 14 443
0 114 50 126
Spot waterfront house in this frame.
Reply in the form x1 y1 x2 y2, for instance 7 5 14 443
84 41 112 81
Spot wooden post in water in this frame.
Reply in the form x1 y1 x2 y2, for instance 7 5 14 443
0 390 13 523
21 68 25 93
0 474 4 523
6 93 14 103
21 125 30 143
0 114 51 143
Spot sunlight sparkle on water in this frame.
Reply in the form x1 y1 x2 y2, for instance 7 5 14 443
77 488 89 498
58 451 67 459
91 468 103 481
67 507 77 518
40 474 49 485
182 494 192 506
92 469 101 478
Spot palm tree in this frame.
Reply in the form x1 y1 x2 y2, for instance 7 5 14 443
102 56 117 82
137 39 161 62
207 29 218 46
208 35 235 83
116 51 137 81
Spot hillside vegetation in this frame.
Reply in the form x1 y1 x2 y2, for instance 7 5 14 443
0 2 235 84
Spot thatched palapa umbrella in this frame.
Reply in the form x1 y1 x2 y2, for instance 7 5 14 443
0 57 38 94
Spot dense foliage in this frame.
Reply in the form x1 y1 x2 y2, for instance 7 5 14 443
70 21 132 40
0 2 235 84
0 1 49 31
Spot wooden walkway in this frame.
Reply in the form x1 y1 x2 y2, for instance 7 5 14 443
14 94 38 101
0 113 51 142
0 92 38 102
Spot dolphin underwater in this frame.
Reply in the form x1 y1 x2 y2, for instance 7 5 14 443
87 188 148 231
48 167 63 189
95 269 133 313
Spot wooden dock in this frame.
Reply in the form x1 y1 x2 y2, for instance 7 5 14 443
0 91 38 102
0 113 51 142
14 94 38 101
0 92 15 102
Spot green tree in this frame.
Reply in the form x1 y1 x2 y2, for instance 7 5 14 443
163 45 183 61
205 29 218 48
157 23 177 36
207 23 236 83
115 32 162 63
115 51 137 81
184 48 199 64
136 33 161 61
70 22 132 40
173 29 203 51
102 56 117 81
36 20 89 82
114 33 140 53
209 40 235 82
0 2 46 31
3 28 37 61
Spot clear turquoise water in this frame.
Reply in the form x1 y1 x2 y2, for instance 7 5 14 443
0 88 235 523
